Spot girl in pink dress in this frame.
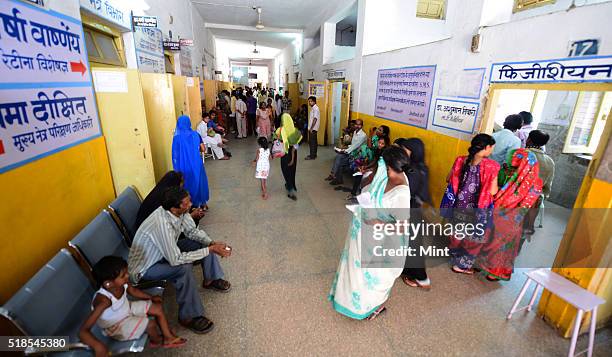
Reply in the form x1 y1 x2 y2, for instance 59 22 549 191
256 102 272 140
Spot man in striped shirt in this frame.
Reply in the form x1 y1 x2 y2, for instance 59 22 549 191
128 187 231 334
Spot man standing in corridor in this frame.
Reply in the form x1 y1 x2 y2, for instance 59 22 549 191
305 96 319 160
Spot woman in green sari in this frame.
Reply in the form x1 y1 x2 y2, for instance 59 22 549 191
275 113 302 201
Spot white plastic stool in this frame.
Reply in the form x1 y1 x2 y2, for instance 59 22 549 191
507 269 605 357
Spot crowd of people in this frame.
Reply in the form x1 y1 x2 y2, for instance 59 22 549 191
328 111 556 321
77 85 559 353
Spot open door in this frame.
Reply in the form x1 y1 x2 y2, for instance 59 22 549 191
308 81 328 145
92 68 155 196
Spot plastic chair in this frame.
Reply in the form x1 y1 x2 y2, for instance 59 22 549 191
0 249 148 356
108 186 143 246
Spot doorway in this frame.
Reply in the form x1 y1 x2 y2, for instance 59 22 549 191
482 83 611 271
330 81 343 145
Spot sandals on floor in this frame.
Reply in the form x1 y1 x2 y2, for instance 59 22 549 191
451 266 475 275
179 316 215 334
402 276 431 290
366 306 387 321
203 279 232 293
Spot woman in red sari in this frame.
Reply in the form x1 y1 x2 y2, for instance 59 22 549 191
440 134 499 274
479 148 543 281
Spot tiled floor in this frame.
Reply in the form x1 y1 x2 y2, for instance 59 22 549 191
143 137 611 357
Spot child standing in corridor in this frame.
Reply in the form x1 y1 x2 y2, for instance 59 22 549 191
254 137 271 200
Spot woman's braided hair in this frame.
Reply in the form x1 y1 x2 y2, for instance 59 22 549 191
459 133 495 190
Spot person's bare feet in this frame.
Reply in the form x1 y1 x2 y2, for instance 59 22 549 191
262 193 269 200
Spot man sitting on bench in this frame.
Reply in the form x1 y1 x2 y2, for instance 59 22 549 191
325 119 367 185
128 187 232 334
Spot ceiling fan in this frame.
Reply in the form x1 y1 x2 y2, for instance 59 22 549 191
254 6 264 30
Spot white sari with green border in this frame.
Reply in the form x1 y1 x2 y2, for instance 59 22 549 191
328 160 410 320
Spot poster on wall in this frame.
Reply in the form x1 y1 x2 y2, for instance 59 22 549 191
180 46 193 77
490 56 612 83
432 99 479 134
438 68 485 99
0 0 101 173
374 65 436 129
309 82 325 98
133 26 165 74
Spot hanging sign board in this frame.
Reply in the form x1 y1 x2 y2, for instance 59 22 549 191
0 0 101 173
163 39 180 51
132 15 157 28
179 38 193 47
326 69 346 80
490 56 612 83
79 0 130 31
432 99 479 134
374 65 436 129
133 26 165 74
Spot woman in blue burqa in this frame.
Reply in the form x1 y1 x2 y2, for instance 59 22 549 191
172 115 210 209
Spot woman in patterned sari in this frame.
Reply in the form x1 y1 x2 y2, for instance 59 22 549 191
329 146 411 321
479 148 543 281
440 134 499 274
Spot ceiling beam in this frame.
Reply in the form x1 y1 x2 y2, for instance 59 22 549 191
204 22 303 34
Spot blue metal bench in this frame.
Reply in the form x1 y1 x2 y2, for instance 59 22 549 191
68 210 165 296
108 186 143 247
0 249 148 356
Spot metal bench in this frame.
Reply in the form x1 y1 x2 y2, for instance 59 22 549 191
507 268 606 357
0 249 148 356
69 210 165 296
108 186 143 246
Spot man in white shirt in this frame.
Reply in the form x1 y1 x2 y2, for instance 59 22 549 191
516 111 534 148
491 114 523 165
196 114 229 160
326 119 367 185
128 187 231 334
235 94 248 138
305 96 320 160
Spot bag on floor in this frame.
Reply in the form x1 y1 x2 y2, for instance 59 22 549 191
271 139 285 158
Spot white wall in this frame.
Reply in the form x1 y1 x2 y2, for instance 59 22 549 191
358 0 612 140
362 0 456 56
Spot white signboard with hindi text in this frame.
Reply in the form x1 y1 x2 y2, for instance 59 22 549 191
0 0 101 173
374 65 436 129
133 26 165 74
432 99 479 134
79 0 130 31
490 56 612 83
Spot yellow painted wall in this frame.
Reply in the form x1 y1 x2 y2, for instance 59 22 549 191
186 77 203 129
203 80 218 113
172 75 188 119
0 137 115 303
287 83 299 114
92 68 156 196
140 73 178 181
351 111 469 205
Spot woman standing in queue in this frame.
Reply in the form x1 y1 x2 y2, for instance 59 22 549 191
395 138 432 290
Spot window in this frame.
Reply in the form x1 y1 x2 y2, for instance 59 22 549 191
416 0 446 20
563 91 611 154
83 26 124 66
513 0 556 13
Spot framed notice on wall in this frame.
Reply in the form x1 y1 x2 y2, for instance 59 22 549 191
0 0 102 173
432 99 479 134
374 65 436 129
